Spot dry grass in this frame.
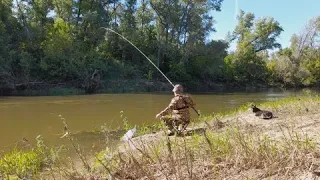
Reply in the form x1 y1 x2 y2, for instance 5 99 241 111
90 95 320 180
99 126 317 180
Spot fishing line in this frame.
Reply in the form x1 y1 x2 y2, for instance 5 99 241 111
99 27 174 87
99 27 200 116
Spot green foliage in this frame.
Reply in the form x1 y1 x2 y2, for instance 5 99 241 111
40 18 74 79
266 59 277 84
0 149 44 179
230 10 283 53
168 63 192 83
225 10 283 86
0 0 319 95
301 49 320 85
188 41 228 81
224 48 269 85
0 136 54 179
269 16 320 87
48 87 84 96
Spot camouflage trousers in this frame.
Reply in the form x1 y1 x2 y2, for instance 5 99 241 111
160 115 190 132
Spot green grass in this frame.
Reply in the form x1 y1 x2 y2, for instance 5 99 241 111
0 136 60 179
47 87 85 96
195 93 320 123
0 148 47 179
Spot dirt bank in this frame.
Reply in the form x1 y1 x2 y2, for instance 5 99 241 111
112 96 320 180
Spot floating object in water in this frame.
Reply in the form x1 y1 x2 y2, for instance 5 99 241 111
60 131 69 138
122 127 136 142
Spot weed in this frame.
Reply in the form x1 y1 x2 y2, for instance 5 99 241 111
0 135 55 179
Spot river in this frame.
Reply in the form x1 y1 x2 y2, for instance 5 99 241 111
0 88 313 153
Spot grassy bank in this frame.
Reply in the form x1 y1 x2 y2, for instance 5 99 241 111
1 94 320 179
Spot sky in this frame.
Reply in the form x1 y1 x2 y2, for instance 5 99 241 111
209 0 320 51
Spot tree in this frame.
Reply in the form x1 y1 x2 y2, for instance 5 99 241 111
230 10 283 53
188 40 229 81
225 10 283 85
291 17 320 58
149 0 223 74
136 0 153 31
40 18 74 80
271 17 320 87
119 0 138 64
0 0 26 94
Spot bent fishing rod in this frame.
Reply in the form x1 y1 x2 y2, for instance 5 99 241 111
99 27 200 116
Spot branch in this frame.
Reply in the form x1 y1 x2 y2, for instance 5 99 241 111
15 0 30 35
149 1 166 26
77 0 82 25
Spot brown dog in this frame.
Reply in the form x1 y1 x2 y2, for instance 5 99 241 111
251 104 274 119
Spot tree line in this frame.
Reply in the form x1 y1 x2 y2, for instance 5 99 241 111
0 0 319 95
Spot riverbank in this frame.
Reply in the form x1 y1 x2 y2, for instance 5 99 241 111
1 94 320 179
2 79 319 96
109 94 320 179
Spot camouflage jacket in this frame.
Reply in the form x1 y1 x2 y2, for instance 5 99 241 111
158 94 195 119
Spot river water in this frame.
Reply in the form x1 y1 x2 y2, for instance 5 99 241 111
0 89 312 152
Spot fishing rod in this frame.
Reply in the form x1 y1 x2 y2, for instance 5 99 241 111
99 27 174 87
99 27 200 116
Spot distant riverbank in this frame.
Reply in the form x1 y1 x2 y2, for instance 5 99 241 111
2 79 319 96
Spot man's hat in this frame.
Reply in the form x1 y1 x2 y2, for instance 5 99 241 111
172 84 183 93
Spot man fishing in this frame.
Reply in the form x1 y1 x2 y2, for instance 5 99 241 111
101 28 199 136
156 84 196 136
